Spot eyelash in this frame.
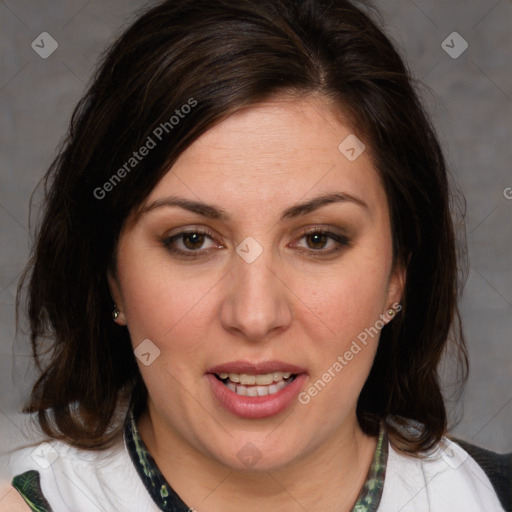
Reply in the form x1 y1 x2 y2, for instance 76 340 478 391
292 228 351 255
161 227 351 259
162 228 220 259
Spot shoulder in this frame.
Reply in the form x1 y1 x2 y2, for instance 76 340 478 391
451 437 511 512
0 482 32 511
7 437 154 512
379 435 508 511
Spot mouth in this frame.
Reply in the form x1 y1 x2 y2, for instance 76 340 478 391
206 360 307 419
213 371 297 397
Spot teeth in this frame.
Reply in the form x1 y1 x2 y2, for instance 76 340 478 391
255 374 274 385
217 371 293 385
215 371 297 397
256 386 268 396
246 387 258 397
236 385 248 396
268 383 279 394
221 378 291 396
240 374 256 385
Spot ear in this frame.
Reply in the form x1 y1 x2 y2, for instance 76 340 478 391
107 269 127 325
385 261 406 318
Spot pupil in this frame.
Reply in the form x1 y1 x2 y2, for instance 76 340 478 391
307 233 327 249
184 233 204 249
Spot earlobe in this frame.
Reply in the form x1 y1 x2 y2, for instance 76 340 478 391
107 270 127 325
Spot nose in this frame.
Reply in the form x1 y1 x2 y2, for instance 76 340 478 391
219 249 293 342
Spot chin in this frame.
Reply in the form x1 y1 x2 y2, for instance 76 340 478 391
203 432 308 472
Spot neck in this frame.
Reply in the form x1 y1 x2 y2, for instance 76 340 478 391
138 405 377 512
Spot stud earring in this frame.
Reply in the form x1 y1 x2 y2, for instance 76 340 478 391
386 304 402 319
112 304 120 321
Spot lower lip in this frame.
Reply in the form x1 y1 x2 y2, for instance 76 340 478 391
206 373 307 419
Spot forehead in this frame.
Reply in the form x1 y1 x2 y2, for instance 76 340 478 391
144 96 386 218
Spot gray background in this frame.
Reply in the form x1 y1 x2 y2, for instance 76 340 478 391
0 0 511 480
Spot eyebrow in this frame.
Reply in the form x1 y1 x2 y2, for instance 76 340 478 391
141 192 369 221
141 197 227 219
281 192 369 219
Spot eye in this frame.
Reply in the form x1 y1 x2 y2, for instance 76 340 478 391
292 228 351 254
162 229 222 257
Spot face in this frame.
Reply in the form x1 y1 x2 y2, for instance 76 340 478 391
109 96 404 471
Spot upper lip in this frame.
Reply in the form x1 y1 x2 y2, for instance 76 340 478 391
207 360 307 375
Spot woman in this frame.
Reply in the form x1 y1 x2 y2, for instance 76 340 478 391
1 0 510 510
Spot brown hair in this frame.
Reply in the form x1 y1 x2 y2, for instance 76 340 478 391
18 0 468 453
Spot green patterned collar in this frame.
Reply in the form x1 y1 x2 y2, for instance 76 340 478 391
353 427 388 512
124 410 387 511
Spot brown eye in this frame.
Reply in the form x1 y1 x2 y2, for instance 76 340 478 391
293 229 351 254
161 229 222 258
305 232 329 250
182 232 206 250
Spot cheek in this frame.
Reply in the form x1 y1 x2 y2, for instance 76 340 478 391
298 267 386 415
116 242 220 354
298 255 391 340
292 244 392 408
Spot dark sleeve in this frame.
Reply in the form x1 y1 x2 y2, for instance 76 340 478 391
451 437 512 512
11 470 54 512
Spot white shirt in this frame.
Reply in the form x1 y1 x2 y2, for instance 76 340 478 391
6 434 506 511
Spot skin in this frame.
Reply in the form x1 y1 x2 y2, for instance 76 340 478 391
0 483 32 512
109 96 405 512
